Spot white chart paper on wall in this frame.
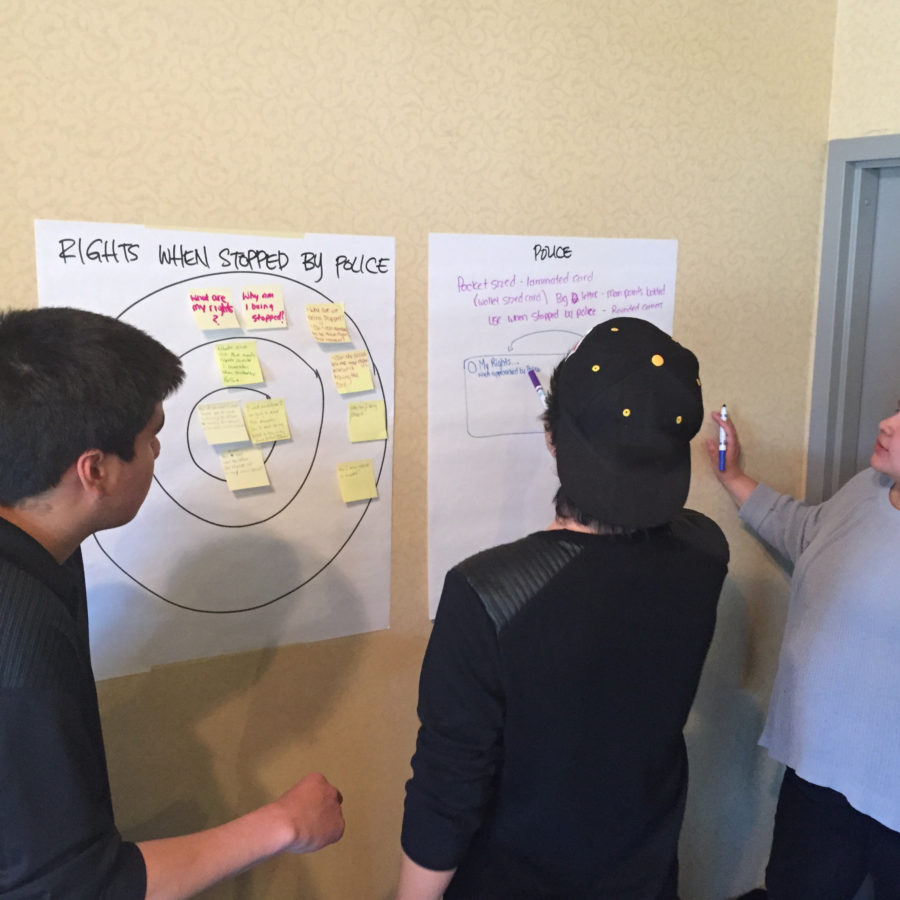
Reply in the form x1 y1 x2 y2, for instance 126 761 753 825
34 220 394 679
428 233 677 616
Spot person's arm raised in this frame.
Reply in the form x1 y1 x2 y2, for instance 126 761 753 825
705 409 759 508
138 772 344 900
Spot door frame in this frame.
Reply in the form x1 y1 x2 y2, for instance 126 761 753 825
807 133 900 503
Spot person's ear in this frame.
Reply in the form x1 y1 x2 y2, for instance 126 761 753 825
72 449 110 496
544 429 557 458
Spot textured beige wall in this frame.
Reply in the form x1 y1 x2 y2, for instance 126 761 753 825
2 1 838 897
829 0 900 138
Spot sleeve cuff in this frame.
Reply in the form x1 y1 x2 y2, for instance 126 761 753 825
738 482 780 531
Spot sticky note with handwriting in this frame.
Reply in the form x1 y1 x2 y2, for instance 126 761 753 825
329 349 374 394
306 302 351 343
197 401 250 445
190 288 240 330
337 459 378 503
244 398 291 444
221 447 270 491
348 400 387 442
215 341 264 386
241 286 287 329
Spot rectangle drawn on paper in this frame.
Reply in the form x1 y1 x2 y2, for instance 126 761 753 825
463 354 557 437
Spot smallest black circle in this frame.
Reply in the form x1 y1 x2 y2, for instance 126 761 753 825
184 388 276 481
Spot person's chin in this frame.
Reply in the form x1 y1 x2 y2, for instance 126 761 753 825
870 454 898 480
95 507 141 532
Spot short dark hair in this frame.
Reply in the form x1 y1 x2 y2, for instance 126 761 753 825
542 361 635 535
0 307 184 505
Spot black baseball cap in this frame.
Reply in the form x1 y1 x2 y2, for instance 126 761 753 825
553 317 703 528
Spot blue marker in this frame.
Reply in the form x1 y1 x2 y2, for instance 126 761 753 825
527 368 547 408
718 404 728 471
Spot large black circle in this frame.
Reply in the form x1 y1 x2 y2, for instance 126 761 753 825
93 270 389 613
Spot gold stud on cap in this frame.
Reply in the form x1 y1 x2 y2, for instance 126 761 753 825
591 364 600 372
676 415 683 424
651 354 664 367
622 408 631 417
610 326 619 332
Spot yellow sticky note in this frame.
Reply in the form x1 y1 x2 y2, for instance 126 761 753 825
190 288 240 329
330 349 374 394
197 401 250 445
215 341 264 386
244 398 291 444
221 448 270 491
337 459 378 503
348 401 387 442
241 286 287 329
306 303 351 343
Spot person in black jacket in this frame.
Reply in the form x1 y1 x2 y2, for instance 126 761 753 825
0 306 344 900
398 317 728 900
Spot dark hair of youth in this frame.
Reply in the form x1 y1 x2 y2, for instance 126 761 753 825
0 307 184 506
542 360 638 536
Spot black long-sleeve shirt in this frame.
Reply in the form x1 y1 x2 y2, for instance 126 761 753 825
0 517 146 898
402 512 728 899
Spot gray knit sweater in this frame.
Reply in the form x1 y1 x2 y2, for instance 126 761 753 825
740 468 900 831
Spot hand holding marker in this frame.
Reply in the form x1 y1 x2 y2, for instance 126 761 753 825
718 404 728 471
527 368 547 408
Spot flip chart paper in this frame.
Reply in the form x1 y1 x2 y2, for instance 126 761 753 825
427 232 677 616
221 447 270 491
330 349 374 394
241 286 287 329
215 341 264 385
35 219 395 680
244 398 291 444
197 401 250 444
337 459 378 502
190 288 239 329
347 401 388 442
306 302 351 343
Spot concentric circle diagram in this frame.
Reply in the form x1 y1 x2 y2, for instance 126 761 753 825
93 271 388 614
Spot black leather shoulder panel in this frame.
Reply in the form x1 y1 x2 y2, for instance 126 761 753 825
455 535 583 633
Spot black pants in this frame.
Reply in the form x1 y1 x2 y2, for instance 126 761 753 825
766 768 900 900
